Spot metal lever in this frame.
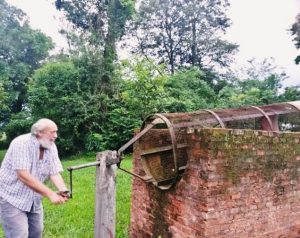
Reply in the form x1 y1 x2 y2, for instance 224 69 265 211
67 161 101 198
116 117 168 182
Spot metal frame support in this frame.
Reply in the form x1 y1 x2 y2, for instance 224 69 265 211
250 106 277 131
117 113 182 190
202 109 226 128
287 101 300 112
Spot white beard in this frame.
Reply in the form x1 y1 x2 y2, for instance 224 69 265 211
39 138 53 149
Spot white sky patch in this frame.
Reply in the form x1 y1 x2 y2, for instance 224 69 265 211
225 0 300 86
5 0 300 86
5 0 68 51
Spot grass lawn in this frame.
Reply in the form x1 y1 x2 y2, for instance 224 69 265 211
0 151 133 238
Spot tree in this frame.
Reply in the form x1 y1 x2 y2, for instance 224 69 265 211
291 13 300 64
0 82 7 112
164 68 217 111
118 58 169 120
0 0 54 123
55 0 135 93
128 0 238 74
217 58 287 107
279 86 300 102
28 61 107 155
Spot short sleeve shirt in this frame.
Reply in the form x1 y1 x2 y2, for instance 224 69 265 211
0 133 63 211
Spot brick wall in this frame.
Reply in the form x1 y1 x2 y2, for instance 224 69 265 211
130 128 300 238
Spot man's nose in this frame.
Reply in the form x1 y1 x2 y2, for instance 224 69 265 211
53 132 58 139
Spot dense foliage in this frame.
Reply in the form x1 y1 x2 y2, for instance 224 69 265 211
1 0 300 155
0 0 54 125
0 82 7 112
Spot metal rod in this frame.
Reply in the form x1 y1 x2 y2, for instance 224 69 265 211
117 120 157 155
69 170 73 198
171 110 290 129
140 143 188 156
67 161 101 171
202 109 226 128
117 166 154 181
250 106 274 131
67 161 102 198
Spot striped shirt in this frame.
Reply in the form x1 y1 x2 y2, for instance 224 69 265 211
0 133 63 212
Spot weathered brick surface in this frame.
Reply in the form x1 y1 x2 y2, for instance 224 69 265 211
130 128 300 238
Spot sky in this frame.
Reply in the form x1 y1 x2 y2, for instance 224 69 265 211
5 0 300 87
225 0 300 86
5 0 67 49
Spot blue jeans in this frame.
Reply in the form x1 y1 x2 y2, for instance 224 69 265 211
0 197 44 238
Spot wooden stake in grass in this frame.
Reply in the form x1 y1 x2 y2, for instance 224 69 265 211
95 151 118 238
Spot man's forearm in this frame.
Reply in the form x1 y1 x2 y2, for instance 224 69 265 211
17 170 67 204
16 170 56 197
50 173 68 192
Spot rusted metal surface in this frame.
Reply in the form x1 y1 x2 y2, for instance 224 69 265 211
154 102 299 128
250 106 276 131
140 143 188 156
202 109 226 128
287 101 300 111
138 127 188 190
118 118 162 155
118 101 300 190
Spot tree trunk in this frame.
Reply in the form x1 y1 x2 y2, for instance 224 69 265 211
191 20 196 66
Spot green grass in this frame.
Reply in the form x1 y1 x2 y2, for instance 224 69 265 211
0 151 132 238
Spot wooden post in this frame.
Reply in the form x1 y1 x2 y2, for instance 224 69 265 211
94 150 118 238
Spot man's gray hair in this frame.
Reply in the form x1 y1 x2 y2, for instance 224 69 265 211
31 118 57 135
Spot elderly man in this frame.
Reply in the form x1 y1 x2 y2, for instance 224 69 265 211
0 118 69 238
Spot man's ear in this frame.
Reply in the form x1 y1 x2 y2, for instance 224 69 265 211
36 131 42 138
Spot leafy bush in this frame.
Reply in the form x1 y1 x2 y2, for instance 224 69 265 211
28 61 105 155
100 106 141 151
3 112 34 146
85 133 105 152
165 68 217 111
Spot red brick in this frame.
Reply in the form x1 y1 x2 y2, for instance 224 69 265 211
130 128 300 238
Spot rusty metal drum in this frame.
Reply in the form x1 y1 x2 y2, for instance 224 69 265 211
118 101 300 190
